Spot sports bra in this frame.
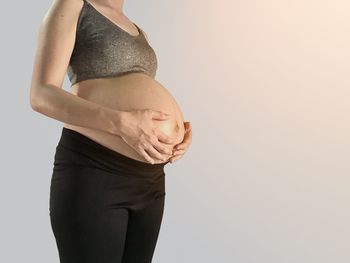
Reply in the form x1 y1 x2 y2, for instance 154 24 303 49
67 0 158 86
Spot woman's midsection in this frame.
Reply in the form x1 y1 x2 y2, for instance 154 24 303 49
63 73 185 163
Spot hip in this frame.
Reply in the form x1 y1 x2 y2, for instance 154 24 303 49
49 127 167 214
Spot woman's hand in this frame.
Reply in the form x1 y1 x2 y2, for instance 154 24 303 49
118 109 176 164
169 121 192 163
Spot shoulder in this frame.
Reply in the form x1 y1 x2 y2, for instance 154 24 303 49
31 0 85 89
39 0 85 39
44 0 84 20
48 0 84 10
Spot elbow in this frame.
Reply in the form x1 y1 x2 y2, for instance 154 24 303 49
29 83 52 113
29 86 43 112
30 100 42 113
30 92 41 112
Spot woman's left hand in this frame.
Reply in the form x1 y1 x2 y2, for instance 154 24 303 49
169 121 192 163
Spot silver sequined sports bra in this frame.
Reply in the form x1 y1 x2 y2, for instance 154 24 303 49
67 0 158 86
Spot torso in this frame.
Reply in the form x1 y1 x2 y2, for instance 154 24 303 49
64 73 185 163
64 0 185 163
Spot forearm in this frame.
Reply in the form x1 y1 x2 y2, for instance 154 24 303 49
30 84 125 136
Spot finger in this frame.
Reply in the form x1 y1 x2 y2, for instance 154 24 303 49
145 143 170 162
156 131 175 144
174 142 185 150
150 132 173 154
173 140 186 151
184 121 192 130
153 141 173 155
139 147 155 164
172 149 186 156
185 125 193 134
151 110 170 120
172 131 187 150
174 136 190 150
176 128 192 149
151 132 174 154
184 121 191 129
169 154 183 163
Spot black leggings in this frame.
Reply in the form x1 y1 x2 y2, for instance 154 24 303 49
49 127 169 263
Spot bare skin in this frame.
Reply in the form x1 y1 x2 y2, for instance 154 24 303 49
29 0 187 164
63 73 186 163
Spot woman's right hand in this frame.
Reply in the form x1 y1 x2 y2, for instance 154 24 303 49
118 109 176 164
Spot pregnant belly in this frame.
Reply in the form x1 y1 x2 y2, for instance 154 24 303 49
63 73 185 163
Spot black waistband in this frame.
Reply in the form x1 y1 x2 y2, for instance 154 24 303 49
56 127 168 177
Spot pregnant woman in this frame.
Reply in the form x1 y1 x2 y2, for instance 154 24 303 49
29 0 192 262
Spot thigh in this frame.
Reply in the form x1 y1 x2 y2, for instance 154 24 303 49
49 164 129 263
121 194 166 263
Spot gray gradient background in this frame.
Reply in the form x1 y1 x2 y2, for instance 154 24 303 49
1 0 349 262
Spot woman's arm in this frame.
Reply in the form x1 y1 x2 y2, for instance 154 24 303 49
29 0 123 136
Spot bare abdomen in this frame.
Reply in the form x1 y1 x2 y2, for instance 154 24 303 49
63 73 185 163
